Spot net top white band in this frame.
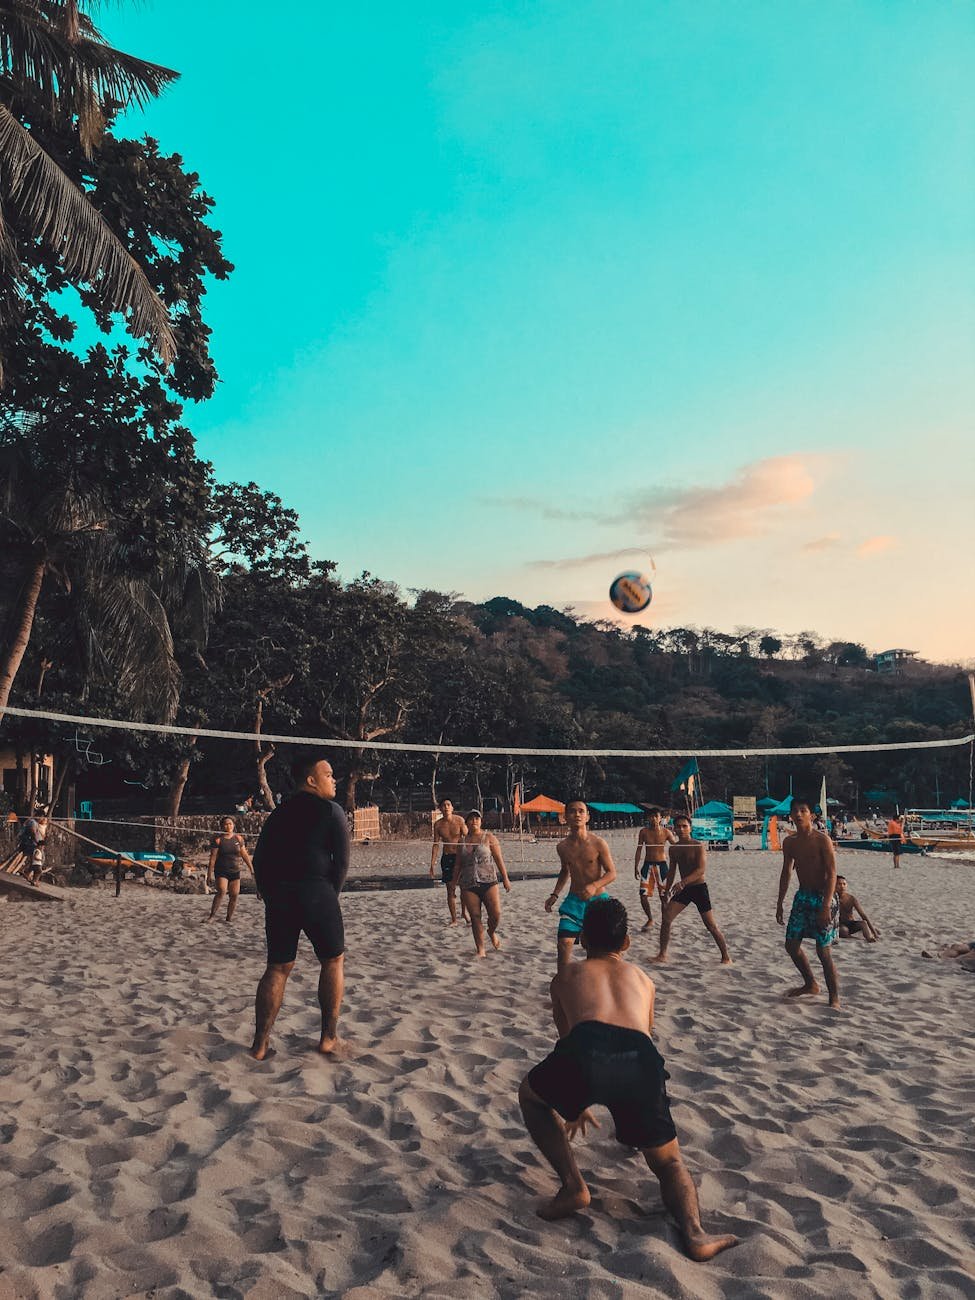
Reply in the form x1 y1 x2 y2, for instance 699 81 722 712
2 705 972 759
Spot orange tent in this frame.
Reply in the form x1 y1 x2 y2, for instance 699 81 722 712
520 795 565 814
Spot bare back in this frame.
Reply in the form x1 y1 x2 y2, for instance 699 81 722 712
557 832 614 897
783 829 835 893
552 956 656 1037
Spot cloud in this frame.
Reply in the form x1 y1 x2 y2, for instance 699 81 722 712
519 453 838 570
642 455 825 548
528 546 651 572
802 533 843 552
857 535 897 558
477 495 607 524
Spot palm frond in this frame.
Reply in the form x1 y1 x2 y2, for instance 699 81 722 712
0 101 175 363
82 571 180 720
0 1 178 117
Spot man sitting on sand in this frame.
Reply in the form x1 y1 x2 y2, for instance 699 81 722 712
633 808 675 931
651 813 731 965
518 898 738 1262
835 876 879 942
544 798 617 970
776 798 840 1008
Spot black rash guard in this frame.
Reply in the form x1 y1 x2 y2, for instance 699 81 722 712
252 793 350 894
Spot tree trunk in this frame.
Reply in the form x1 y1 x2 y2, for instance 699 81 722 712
0 554 46 717
165 738 197 818
49 754 73 818
254 698 277 810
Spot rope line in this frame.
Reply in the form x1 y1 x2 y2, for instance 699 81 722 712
2 705 972 759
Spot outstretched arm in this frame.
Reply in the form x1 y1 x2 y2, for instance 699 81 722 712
776 843 794 924
545 855 570 912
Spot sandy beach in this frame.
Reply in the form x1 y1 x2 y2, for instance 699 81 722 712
2 839 974 1298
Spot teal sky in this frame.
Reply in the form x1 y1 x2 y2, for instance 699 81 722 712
108 3 974 662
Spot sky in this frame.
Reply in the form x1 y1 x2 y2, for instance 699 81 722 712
106 2 974 663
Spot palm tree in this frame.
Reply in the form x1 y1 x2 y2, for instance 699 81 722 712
0 431 216 721
0 1 178 371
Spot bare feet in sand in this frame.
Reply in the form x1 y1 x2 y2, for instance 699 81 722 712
649 954 668 964
317 1035 352 1059
828 997 841 1011
786 981 819 997
475 948 486 959
490 932 502 950
720 956 733 965
641 920 653 932
537 1183 591 1220
683 1230 739 1262
249 1042 276 1061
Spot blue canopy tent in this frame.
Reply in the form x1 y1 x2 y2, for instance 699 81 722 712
691 799 733 847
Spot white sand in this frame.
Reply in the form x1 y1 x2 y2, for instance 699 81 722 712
1 842 974 1298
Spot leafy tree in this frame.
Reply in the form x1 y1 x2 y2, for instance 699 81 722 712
0 1 180 371
759 634 782 658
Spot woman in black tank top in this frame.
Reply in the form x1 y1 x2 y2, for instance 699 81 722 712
206 816 255 923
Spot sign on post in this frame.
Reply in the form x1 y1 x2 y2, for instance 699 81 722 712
733 796 757 818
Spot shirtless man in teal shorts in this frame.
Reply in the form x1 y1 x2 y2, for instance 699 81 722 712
544 798 617 970
776 797 840 1008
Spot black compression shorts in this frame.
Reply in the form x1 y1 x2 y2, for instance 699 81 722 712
263 879 344 964
528 1021 677 1150
672 881 712 914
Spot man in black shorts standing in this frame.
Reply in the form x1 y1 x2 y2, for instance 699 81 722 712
651 813 732 965
518 898 737 1261
430 797 469 925
250 752 350 1060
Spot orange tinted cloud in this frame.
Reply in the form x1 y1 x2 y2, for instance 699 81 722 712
857 535 897 557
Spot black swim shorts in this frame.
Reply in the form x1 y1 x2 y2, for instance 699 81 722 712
673 881 712 914
262 878 344 964
214 868 241 882
528 1020 677 1150
440 852 457 885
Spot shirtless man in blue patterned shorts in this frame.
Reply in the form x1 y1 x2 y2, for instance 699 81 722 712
544 798 617 971
776 797 840 1009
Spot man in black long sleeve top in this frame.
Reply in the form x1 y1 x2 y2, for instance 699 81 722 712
249 752 351 1060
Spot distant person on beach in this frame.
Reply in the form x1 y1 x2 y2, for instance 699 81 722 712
249 752 350 1060
634 808 675 932
835 876 879 942
651 814 732 965
430 797 469 926
205 817 255 924
776 798 840 1008
452 810 512 958
23 813 48 885
235 794 254 814
887 814 906 868
545 798 617 970
518 897 738 1261
921 941 975 971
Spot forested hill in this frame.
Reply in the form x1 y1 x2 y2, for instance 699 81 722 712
4 566 970 816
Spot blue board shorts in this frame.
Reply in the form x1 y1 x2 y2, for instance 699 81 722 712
786 888 839 948
558 890 611 939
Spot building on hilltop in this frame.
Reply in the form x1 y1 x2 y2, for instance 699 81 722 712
875 648 918 675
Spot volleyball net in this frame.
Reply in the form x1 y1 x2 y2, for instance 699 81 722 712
2 702 973 881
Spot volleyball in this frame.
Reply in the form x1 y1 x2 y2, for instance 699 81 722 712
609 571 653 614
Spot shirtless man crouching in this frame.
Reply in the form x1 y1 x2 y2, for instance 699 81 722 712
430 797 469 926
545 798 617 970
518 897 739 1261
776 798 840 1008
634 808 675 931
